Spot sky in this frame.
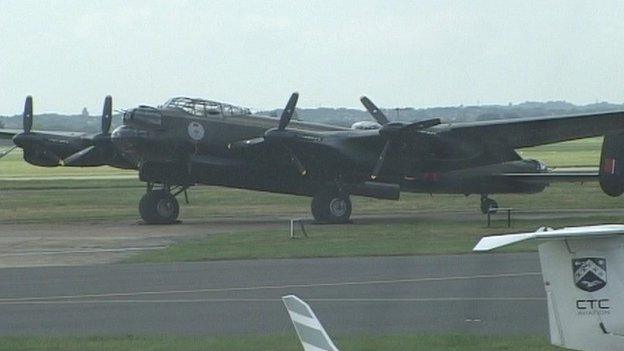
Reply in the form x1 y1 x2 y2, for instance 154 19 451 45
0 0 623 115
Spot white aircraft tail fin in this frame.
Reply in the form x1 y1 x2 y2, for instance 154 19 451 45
282 295 339 351
474 224 624 351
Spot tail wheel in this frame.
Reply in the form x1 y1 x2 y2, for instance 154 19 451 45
311 190 352 224
139 190 180 224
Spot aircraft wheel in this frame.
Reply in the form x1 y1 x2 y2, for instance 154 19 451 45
311 190 352 224
480 198 498 214
139 190 180 224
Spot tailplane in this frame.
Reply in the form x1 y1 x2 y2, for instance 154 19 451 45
475 224 624 351
282 295 339 351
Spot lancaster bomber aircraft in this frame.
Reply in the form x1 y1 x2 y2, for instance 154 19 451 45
2 93 624 224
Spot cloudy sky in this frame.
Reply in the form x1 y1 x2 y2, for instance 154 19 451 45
0 0 623 114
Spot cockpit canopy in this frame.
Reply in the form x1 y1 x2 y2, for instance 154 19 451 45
163 97 252 117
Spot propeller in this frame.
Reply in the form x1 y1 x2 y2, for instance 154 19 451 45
23 95 33 133
63 95 115 166
360 96 441 179
102 95 112 134
9 96 63 166
229 92 307 175
0 146 17 160
360 96 389 125
277 92 299 131
266 92 307 175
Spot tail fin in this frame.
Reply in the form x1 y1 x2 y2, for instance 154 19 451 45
474 224 624 351
282 295 339 351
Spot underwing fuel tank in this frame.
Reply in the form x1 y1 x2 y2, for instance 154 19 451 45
599 132 624 196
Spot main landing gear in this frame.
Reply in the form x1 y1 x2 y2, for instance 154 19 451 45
480 195 498 214
311 189 352 224
139 184 188 224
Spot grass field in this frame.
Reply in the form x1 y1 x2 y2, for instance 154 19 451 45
0 334 563 351
126 215 622 262
519 136 601 167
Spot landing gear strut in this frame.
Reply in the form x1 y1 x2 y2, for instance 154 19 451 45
311 189 352 224
480 195 498 214
139 184 187 224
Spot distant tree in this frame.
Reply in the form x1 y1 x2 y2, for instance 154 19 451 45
81 107 89 117
0 120 4 128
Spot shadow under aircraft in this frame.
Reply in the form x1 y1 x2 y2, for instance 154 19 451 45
2 93 624 224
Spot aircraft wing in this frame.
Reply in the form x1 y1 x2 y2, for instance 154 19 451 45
446 110 624 148
0 128 85 140
0 129 21 139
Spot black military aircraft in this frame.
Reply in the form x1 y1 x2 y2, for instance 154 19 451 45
2 93 624 224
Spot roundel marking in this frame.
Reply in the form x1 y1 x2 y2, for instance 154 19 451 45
187 122 205 141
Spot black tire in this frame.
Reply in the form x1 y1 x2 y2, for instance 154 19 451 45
480 198 498 214
139 190 180 224
311 190 352 224
311 195 328 222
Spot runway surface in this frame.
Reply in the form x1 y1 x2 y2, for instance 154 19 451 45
0 253 545 336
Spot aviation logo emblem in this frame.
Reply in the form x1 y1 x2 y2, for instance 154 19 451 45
572 257 607 292
187 122 205 141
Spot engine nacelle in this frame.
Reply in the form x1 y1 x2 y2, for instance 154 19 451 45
23 148 61 167
599 132 624 196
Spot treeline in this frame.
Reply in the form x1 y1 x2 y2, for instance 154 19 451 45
1 100 623 132
267 100 624 128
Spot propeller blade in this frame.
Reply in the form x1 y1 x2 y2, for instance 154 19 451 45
400 118 441 133
102 95 112 134
63 146 97 166
360 96 389 125
278 92 299 131
371 141 391 179
285 146 307 175
23 96 33 133
0 146 17 160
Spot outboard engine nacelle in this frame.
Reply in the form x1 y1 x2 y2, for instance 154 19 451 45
599 132 624 196
23 148 61 167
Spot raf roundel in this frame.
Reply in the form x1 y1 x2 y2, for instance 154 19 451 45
187 122 205 141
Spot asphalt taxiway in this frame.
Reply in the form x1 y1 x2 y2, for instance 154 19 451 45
0 253 545 336
2 209 615 336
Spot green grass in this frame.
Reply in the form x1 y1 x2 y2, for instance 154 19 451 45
0 334 564 351
126 215 621 262
519 137 601 167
